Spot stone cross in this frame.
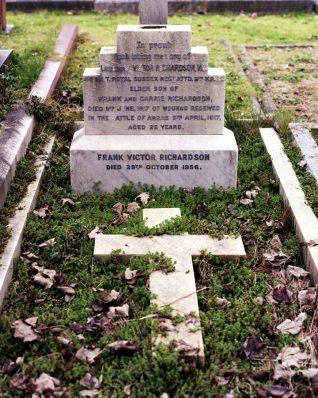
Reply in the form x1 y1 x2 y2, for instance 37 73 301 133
139 0 168 25
0 0 6 32
94 208 245 365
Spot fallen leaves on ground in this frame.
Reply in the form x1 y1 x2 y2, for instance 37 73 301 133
277 312 307 335
32 264 57 289
127 201 140 214
125 268 139 286
75 347 102 364
266 284 293 305
88 225 106 240
11 318 41 342
135 192 151 204
107 340 139 354
298 287 317 313
112 213 129 226
243 336 267 362
58 285 76 302
38 238 56 248
33 205 50 219
61 198 76 207
263 248 291 268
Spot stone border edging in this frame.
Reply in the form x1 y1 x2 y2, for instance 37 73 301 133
289 123 318 186
223 39 262 115
0 24 78 207
0 137 55 308
260 127 318 283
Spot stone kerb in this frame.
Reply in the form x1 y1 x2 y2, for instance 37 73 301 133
0 24 78 208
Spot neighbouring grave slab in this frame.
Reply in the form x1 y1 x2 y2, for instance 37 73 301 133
289 123 318 186
0 24 78 208
0 49 12 68
260 127 318 283
94 207 246 364
0 137 55 308
71 0 238 192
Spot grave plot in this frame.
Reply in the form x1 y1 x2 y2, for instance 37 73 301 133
243 45 318 120
1 11 318 398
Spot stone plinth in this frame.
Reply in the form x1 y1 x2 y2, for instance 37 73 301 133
70 127 238 193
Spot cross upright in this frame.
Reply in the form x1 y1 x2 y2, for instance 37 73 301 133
139 0 168 25
94 208 246 365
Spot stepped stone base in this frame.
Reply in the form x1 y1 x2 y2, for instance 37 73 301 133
70 128 238 192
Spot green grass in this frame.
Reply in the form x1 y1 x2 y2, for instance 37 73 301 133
0 10 318 397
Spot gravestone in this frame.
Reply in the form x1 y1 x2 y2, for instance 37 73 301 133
94 208 246 364
70 0 238 192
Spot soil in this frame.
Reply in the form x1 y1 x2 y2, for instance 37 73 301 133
247 46 318 121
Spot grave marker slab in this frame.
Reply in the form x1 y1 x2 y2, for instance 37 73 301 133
70 0 238 191
94 208 246 364
0 49 12 68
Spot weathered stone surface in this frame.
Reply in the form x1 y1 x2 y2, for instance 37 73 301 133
289 123 318 186
139 0 168 25
30 24 78 100
143 208 181 228
94 208 245 364
260 127 318 283
0 24 78 208
0 137 55 308
83 25 224 136
70 127 238 192
0 49 12 67
0 107 35 207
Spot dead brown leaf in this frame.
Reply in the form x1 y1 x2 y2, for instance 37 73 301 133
33 205 49 219
75 347 102 364
135 192 151 204
11 319 40 342
127 202 140 214
88 225 106 240
32 373 60 394
125 268 139 286
107 340 139 354
58 285 76 302
38 238 56 248
9 373 28 390
99 289 122 305
112 213 129 226
243 336 267 362
62 198 76 207
277 313 307 335
107 304 129 318
112 202 124 215
80 373 101 389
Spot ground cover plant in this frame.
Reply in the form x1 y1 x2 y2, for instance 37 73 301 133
1 10 318 397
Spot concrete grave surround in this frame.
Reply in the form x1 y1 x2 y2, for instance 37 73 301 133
0 24 78 208
0 49 12 68
94 208 246 364
260 128 318 283
0 137 55 308
70 0 238 191
289 123 318 186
